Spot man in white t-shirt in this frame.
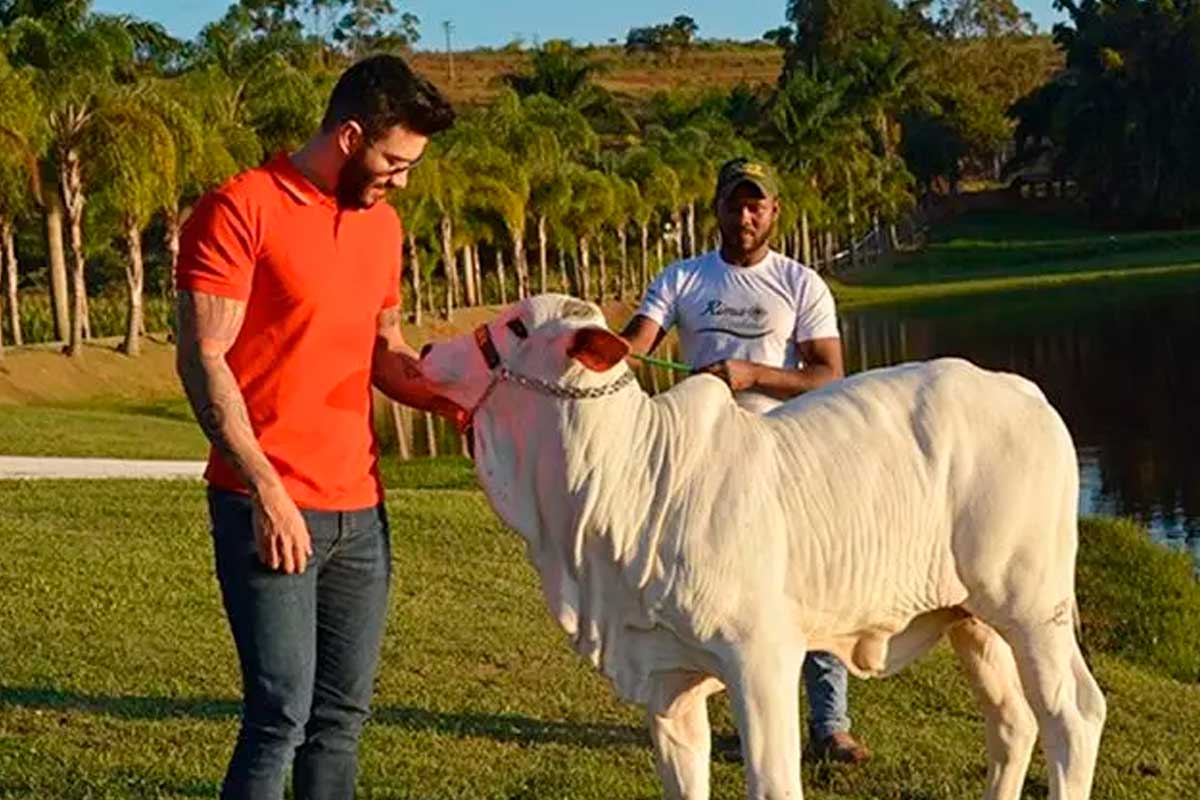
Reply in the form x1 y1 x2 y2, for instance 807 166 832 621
621 157 869 765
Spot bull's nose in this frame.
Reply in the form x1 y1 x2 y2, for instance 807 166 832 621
420 343 434 359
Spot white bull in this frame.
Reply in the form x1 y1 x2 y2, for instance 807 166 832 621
419 294 1106 800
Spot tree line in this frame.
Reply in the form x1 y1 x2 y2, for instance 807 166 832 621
2 0 1172 361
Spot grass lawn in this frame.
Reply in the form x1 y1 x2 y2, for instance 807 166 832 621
0 399 208 460
2 476 1199 799
834 209 1200 309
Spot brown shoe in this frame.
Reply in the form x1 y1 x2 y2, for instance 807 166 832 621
806 731 870 765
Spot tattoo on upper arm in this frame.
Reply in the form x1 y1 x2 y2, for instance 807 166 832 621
177 290 246 351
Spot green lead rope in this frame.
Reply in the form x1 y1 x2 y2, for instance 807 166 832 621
630 352 693 374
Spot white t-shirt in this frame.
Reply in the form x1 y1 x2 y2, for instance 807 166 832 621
636 249 840 414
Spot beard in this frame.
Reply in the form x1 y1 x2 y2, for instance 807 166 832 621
721 223 772 258
335 147 385 209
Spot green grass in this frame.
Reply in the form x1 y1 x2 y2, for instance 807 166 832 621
834 209 1200 309
1076 518 1200 683
0 399 208 460
1 478 1198 799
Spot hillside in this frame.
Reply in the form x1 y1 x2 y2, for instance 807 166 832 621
408 43 787 105
407 38 1063 108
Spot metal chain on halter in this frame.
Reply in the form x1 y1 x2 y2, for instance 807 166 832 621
497 366 638 400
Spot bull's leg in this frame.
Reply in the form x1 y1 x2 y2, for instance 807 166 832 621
648 687 713 800
725 644 806 800
1005 620 1106 800
948 618 1038 800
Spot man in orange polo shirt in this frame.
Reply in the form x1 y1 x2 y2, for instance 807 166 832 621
175 55 459 799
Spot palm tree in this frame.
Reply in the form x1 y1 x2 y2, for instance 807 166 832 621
88 94 176 356
609 177 640 300
0 52 42 348
469 96 543 300
411 140 467 315
6 8 147 355
563 167 615 303
647 126 714 259
155 76 245 279
531 166 571 295
391 161 443 324
522 94 598 295
192 3 326 156
763 65 875 268
619 146 679 289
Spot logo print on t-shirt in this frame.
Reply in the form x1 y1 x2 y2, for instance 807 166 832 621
697 299 770 339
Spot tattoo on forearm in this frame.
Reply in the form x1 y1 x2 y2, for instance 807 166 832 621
372 305 434 406
177 291 277 493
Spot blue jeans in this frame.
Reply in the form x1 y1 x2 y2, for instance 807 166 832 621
208 488 391 800
804 651 850 740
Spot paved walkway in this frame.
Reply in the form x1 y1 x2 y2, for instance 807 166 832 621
0 456 205 480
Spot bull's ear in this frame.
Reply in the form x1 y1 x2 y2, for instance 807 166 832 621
567 327 631 372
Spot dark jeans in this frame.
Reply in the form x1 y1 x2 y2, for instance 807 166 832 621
208 488 391 800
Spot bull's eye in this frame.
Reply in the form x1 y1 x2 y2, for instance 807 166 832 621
506 319 529 339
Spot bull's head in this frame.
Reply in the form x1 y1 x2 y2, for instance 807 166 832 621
420 295 634 634
419 294 631 417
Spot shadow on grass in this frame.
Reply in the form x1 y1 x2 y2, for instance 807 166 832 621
0 686 647 749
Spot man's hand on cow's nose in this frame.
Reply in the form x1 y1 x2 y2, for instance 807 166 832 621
694 359 759 392
252 487 312 574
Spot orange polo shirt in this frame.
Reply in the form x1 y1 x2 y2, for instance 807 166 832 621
176 153 402 510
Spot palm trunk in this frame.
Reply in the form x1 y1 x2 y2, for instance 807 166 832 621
672 209 684 260
496 247 508 305
597 237 607 303
0 224 5 357
458 246 472 307
558 244 568 294
391 402 411 461
538 214 548 294
800 209 812 265
60 149 87 357
510 231 524 301
43 191 69 342
686 202 696 257
408 236 422 325
845 165 857 270
639 223 649 290
424 411 437 457
578 236 591 300
617 226 628 300
656 235 664 275
472 244 482 305
3 218 20 346
439 216 458 316
122 218 144 357
164 205 185 296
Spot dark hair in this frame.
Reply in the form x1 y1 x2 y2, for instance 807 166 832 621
321 55 456 141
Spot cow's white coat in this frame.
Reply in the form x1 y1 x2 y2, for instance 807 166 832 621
421 295 1106 800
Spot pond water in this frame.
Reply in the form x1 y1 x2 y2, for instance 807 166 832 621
840 277 1200 572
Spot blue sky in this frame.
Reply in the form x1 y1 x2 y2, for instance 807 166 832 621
91 1 1067 50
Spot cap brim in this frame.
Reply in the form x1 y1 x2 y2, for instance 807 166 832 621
716 177 772 205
